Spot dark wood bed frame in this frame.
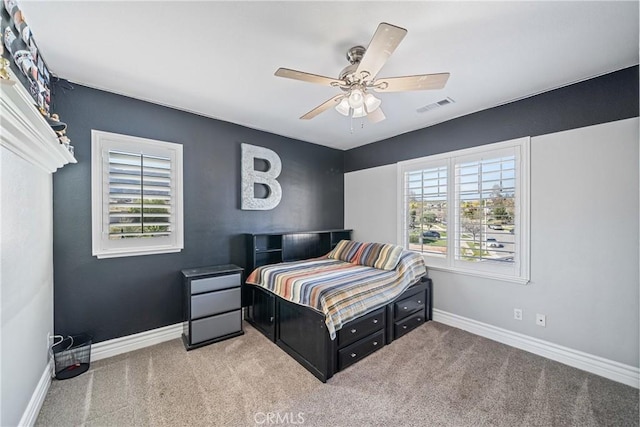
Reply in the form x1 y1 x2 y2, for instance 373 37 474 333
243 230 433 382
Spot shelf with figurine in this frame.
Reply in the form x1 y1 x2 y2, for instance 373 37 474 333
0 0 76 172
0 65 77 172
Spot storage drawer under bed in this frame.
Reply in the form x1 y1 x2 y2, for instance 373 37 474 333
394 310 426 340
338 329 385 371
337 307 385 348
394 291 426 320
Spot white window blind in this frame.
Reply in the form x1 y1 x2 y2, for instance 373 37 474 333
454 154 516 264
92 131 183 259
402 164 448 257
107 150 172 239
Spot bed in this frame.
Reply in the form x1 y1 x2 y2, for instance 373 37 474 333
244 237 432 382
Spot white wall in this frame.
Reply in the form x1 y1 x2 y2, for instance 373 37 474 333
344 163 398 245
345 118 639 368
0 147 54 426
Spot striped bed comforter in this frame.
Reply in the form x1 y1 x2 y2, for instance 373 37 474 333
245 250 426 339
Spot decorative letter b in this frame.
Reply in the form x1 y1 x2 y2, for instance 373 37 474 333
241 143 282 210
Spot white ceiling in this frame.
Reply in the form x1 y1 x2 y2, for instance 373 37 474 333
18 1 639 150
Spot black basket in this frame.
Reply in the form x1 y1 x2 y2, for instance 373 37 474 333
51 334 92 380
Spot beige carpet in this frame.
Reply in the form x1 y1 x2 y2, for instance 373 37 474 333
36 322 638 427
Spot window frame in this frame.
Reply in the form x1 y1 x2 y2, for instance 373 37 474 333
397 137 530 284
91 130 184 259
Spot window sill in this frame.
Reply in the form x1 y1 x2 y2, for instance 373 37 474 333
425 264 530 285
93 247 183 259
0 71 76 173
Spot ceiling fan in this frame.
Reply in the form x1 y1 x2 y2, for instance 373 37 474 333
274 22 450 123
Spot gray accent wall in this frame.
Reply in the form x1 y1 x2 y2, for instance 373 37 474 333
345 66 639 172
52 84 344 343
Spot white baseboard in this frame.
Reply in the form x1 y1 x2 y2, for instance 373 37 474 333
18 365 51 427
433 309 640 389
91 322 183 362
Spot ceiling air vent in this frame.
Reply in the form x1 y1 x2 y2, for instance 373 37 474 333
417 97 455 113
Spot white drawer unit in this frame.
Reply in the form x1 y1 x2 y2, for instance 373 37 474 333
182 264 244 350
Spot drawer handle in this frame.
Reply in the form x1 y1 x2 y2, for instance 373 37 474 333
372 319 378 324
403 306 408 310
351 353 357 358
403 325 408 329
351 328 357 334
418 300 422 304
269 316 274 323
373 341 378 346
417 318 421 321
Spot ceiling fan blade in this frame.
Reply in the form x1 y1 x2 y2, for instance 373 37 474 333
355 23 407 81
367 107 386 123
373 73 450 92
275 68 343 87
300 94 344 120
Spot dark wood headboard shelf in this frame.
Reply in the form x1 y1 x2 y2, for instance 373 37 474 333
246 229 352 271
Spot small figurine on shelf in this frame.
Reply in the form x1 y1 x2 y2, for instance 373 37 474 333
0 31 10 81
0 52 9 81
46 112 67 134
38 106 66 132
37 107 74 156
58 134 73 156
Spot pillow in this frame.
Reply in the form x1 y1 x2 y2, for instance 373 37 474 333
353 242 404 271
327 240 362 262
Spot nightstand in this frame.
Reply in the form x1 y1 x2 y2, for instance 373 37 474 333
181 264 244 350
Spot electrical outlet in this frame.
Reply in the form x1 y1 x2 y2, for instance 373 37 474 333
514 308 522 320
536 314 546 327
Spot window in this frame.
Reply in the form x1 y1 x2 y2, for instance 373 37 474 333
399 137 529 283
91 130 183 258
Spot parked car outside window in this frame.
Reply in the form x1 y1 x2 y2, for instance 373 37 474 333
486 238 504 248
422 230 441 240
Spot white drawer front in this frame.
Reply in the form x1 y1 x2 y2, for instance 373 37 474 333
191 310 241 344
191 288 240 319
191 273 241 294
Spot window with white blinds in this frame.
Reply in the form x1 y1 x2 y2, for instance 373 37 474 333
398 137 530 284
402 164 448 258
108 150 172 239
455 154 516 264
92 131 183 259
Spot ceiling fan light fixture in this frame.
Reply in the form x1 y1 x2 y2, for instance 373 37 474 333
348 88 364 109
335 98 350 116
352 106 367 118
364 93 381 112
